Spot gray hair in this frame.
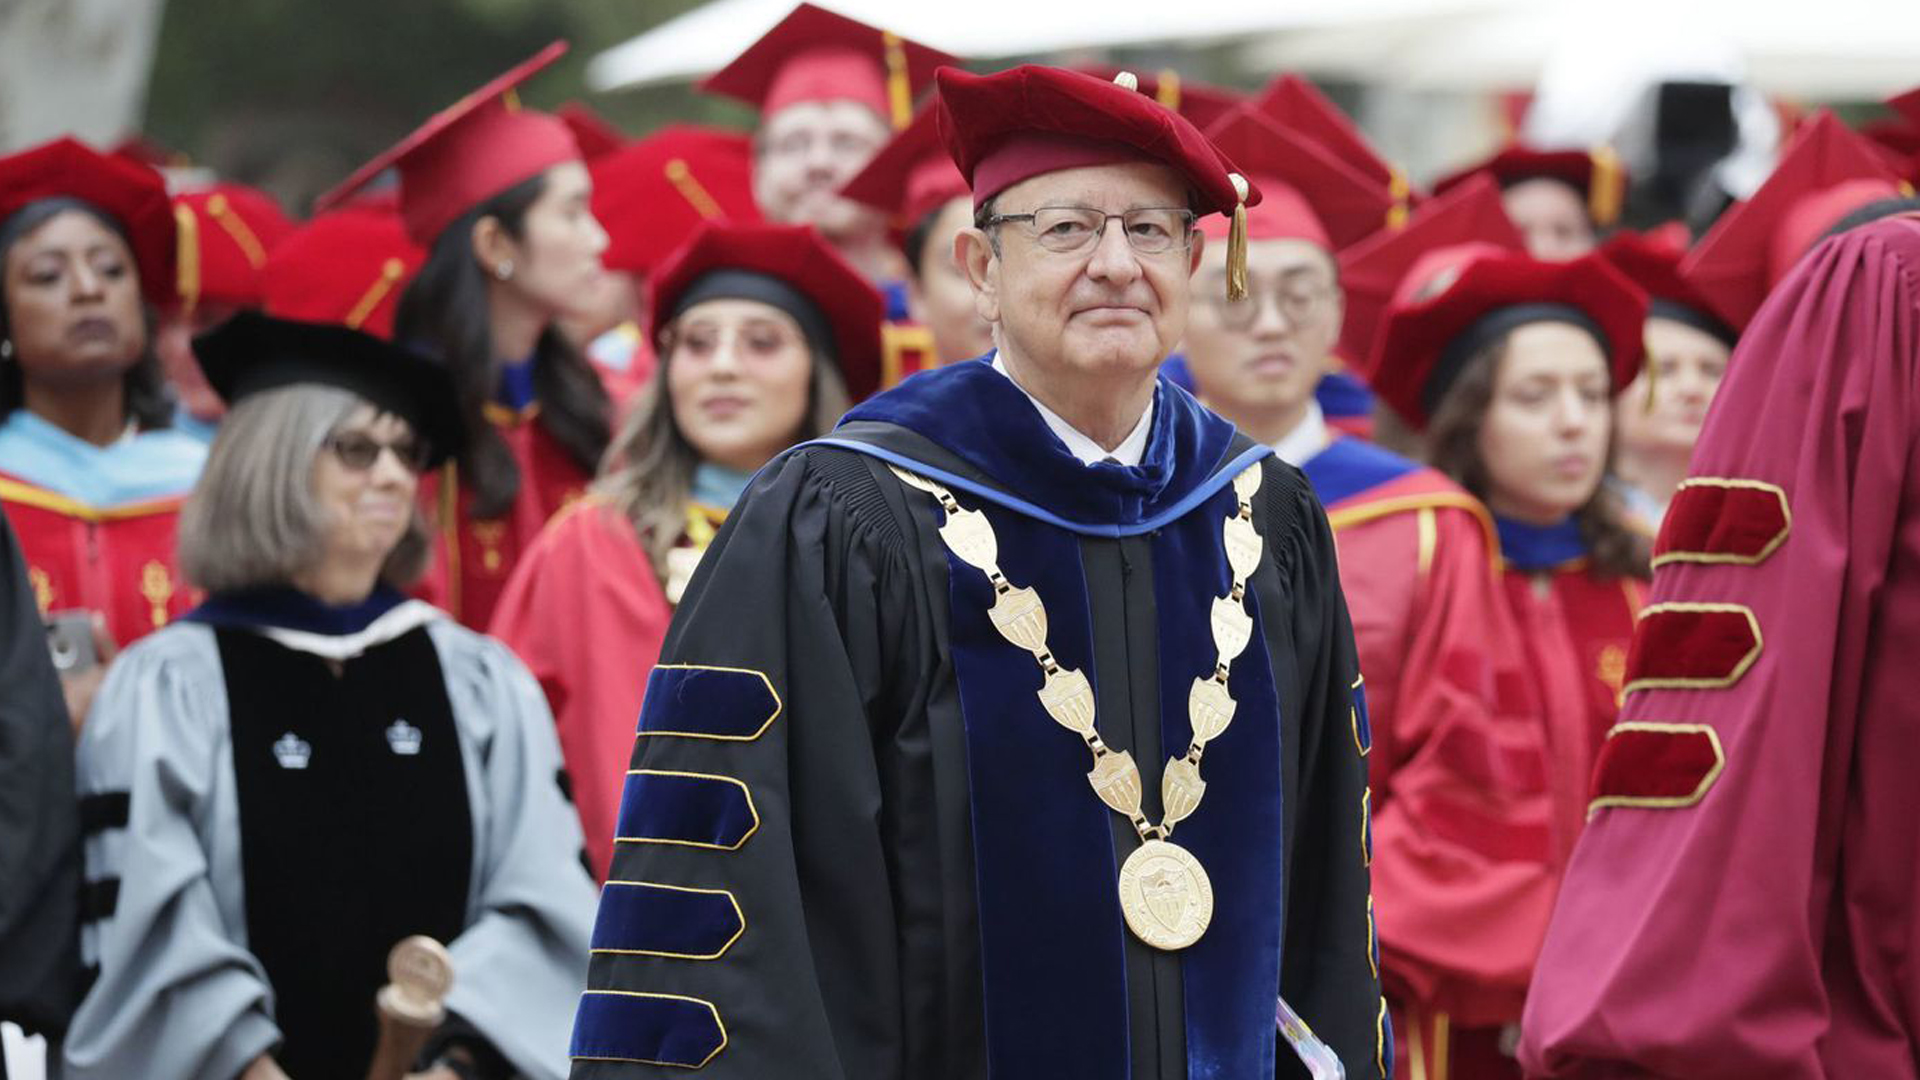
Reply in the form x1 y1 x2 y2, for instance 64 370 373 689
177 385 431 593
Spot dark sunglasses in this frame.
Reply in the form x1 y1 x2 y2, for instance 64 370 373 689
325 430 430 474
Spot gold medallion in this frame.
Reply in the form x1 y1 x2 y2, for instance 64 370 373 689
1118 839 1214 950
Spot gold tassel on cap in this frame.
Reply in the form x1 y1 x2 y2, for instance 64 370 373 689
664 158 724 219
1589 144 1623 227
173 203 201 315
207 193 269 269
1112 71 1140 93
883 31 911 130
1155 68 1181 111
1387 166 1411 230
346 257 408 331
1226 172 1250 302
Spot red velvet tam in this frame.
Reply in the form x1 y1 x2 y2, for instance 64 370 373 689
558 101 629 162
260 205 424 341
315 41 581 249
1433 143 1628 228
648 221 883 400
1251 74 1408 202
1597 231 1741 343
1365 250 1647 430
701 2 957 130
1683 111 1906 332
591 125 761 278
1335 174 1524 369
1073 65 1244 131
1200 106 1396 250
0 135 176 304
172 183 297 312
838 100 969 231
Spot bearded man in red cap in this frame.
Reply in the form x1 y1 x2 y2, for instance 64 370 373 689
569 66 1387 1080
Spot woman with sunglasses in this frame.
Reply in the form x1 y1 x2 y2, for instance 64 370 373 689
489 220 875 879
64 311 593 1080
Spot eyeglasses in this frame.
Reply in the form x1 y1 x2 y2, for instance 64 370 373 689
325 431 429 474
1203 276 1336 331
983 206 1197 256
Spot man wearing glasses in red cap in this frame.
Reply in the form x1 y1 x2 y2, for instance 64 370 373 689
571 65 1386 1080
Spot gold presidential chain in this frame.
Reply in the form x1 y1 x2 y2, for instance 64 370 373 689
890 462 1265 950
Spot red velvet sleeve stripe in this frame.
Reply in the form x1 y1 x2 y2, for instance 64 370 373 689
1652 478 1791 568
1588 722 1726 813
1624 603 1762 695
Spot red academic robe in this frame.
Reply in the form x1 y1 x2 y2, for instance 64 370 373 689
0 480 196 647
1521 214 1920 1079
1308 437 1558 1080
416 408 592 631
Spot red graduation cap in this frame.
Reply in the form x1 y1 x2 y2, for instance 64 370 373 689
1334 174 1525 368
1596 231 1741 341
590 124 761 278
0 135 176 305
172 183 297 313
558 101 629 161
1074 65 1244 131
1432 143 1628 228
701 3 959 130
1199 106 1397 251
1252 74 1411 213
934 65 1260 298
1681 111 1907 330
648 221 883 400
837 100 968 232
260 205 424 340
1363 250 1647 430
315 41 581 248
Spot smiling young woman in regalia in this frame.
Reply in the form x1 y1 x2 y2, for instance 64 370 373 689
316 42 614 630
63 312 594 1080
489 220 869 880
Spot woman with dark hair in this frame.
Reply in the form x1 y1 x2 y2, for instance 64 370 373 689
489 221 874 878
0 137 204 677
317 43 612 629
1361 249 1652 1074
66 312 593 1080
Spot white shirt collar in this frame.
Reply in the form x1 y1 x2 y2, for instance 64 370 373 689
1271 400 1331 468
990 353 1154 467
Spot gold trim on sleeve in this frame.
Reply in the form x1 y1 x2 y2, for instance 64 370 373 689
1587 721 1727 815
635 664 784 742
1651 477 1792 568
1624 602 1763 696
591 880 746 961
571 990 728 1069
614 770 761 852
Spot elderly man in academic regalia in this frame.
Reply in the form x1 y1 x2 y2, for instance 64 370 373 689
570 64 1386 1080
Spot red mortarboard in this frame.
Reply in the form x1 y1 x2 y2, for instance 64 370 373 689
591 124 761 278
1335 174 1525 367
1682 111 1907 330
934 65 1260 298
838 101 969 231
701 3 958 131
558 101 628 161
1074 65 1244 131
315 42 580 248
648 221 883 399
1252 74 1410 213
1200 106 1396 251
1364 251 1647 429
1433 143 1628 228
172 183 297 312
0 136 176 304
260 205 424 341
1597 231 1741 340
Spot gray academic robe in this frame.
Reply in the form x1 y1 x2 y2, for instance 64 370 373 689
65 608 594 1080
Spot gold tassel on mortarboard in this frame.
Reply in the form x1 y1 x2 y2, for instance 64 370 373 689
173 202 201 315
1589 144 1623 228
207 193 269 269
883 32 911 130
664 158 724 219
346 257 408 331
1227 172 1250 303
1387 167 1411 230
1155 68 1182 112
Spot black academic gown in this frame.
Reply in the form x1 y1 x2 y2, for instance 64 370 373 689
572 359 1387 1080
0 513 82 1044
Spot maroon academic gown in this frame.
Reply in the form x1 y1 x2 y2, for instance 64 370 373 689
1307 437 1558 1080
417 407 593 630
1521 213 1920 1078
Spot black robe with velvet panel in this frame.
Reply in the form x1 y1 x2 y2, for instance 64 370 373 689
571 358 1387 1080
